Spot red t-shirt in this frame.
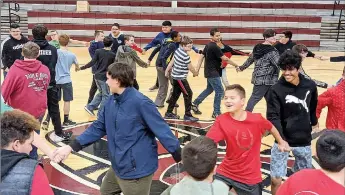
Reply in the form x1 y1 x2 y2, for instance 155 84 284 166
206 112 272 185
31 166 54 195
277 169 345 195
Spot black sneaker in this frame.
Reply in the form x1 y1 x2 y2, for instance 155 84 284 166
63 119 77 128
164 112 180 119
184 115 199 122
192 104 202 115
212 112 221 119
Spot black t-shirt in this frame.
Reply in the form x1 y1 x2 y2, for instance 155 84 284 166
203 42 223 78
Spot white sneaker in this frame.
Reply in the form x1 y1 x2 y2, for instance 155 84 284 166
49 132 64 143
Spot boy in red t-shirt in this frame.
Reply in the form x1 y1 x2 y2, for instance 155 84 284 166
207 84 290 195
277 130 345 195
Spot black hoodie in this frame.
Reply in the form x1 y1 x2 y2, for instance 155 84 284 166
1 35 29 69
1 149 31 179
32 39 58 86
266 74 318 147
274 40 315 57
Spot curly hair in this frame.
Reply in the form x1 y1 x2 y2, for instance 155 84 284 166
1 110 40 148
278 50 302 70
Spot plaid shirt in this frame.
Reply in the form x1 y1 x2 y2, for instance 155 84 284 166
239 50 280 86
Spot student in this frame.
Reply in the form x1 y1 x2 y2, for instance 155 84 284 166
164 36 199 121
292 44 329 88
237 29 280 112
115 34 149 90
192 28 238 118
277 130 345 195
1 23 29 77
2 41 50 158
0 110 54 195
207 84 289 195
108 23 125 55
80 37 115 116
316 65 345 131
32 24 71 141
49 30 88 49
154 31 181 108
53 62 182 195
87 30 105 105
161 136 232 195
266 50 318 195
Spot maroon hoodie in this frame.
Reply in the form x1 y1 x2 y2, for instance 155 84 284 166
2 59 50 118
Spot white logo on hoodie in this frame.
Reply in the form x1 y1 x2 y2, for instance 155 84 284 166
285 90 310 112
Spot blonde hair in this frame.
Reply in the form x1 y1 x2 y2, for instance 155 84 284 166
22 42 40 59
180 36 193 46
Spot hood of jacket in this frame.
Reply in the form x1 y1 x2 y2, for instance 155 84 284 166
13 59 44 73
252 43 276 60
1 150 30 179
117 45 135 58
32 39 50 49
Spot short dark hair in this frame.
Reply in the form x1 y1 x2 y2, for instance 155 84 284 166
283 31 293 40
316 130 345 172
292 44 308 54
1 110 40 148
263 29 276 39
170 31 179 40
112 23 120 29
10 23 20 29
32 24 48 40
103 36 113 47
94 30 104 37
210 28 220 36
162 20 172 26
278 50 302 70
182 136 218 180
107 62 134 88
225 84 246 98
124 34 134 42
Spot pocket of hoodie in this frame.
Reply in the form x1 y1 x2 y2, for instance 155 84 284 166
285 116 312 139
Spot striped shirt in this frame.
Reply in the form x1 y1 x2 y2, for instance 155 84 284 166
171 47 191 80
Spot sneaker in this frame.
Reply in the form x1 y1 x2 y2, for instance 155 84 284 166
184 115 199 122
42 120 49 131
164 112 180 119
174 103 179 108
50 131 72 142
212 112 221 119
62 119 77 128
149 85 159 91
84 106 95 116
192 104 202 115
156 104 164 108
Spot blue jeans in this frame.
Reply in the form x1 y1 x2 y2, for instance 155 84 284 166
193 77 224 114
87 79 110 112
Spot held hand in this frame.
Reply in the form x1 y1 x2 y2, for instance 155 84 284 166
165 70 170 78
312 123 320 133
75 66 81 72
53 145 73 162
193 72 198 77
278 140 291 152
236 66 242 72
84 42 90 47
49 149 65 163
142 50 146 55
147 60 151 65
319 56 329 61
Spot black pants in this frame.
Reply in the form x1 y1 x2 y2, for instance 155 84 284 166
88 75 98 104
133 79 139 90
214 173 262 195
245 85 271 112
47 86 63 135
167 79 193 116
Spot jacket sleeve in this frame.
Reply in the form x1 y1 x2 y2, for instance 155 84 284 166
266 88 285 139
31 166 54 195
161 44 175 70
306 50 315 58
268 50 280 69
70 104 106 152
206 118 225 143
130 44 143 53
316 89 332 119
1 41 13 69
81 50 99 70
330 56 345 62
143 34 161 51
192 45 199 53
1 69 19 104
239 53 255 71
131 51 148 68
88 43 96 58
148 45 161 61
300 69 328 88
310 86 318 126
114 48 121 63
139 98 181 163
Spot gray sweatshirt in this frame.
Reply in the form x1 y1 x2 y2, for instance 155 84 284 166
115 45 148 78
160 177 232 195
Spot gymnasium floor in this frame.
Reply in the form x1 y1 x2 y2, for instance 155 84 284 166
5 48 345 194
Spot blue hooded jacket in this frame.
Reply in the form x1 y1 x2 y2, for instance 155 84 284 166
69 87 181 179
